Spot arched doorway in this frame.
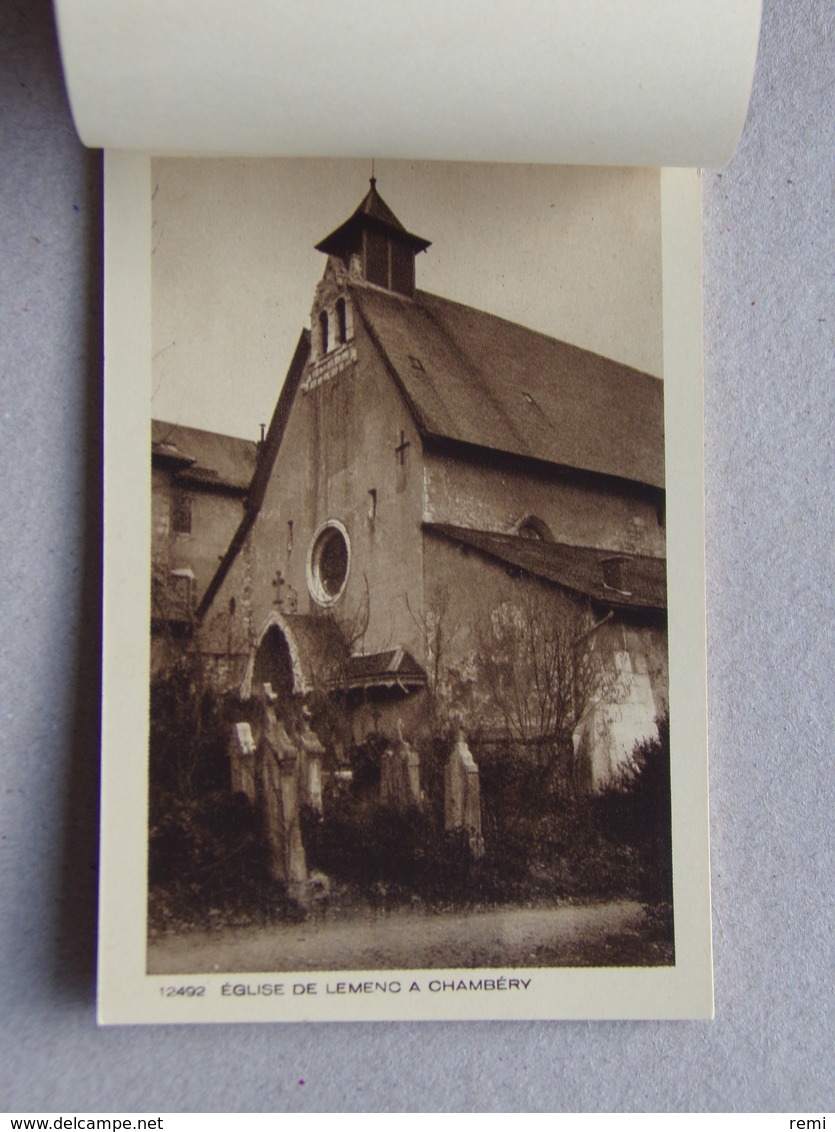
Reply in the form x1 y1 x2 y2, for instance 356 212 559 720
252 624 296 706
240 612 309 705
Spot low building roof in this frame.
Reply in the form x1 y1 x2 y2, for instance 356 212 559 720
354 286 665 489
424 523 667 611
345 648 427 691
151 420 258 492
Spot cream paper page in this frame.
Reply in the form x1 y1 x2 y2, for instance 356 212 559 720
56 0 760 167
84 0 751 1027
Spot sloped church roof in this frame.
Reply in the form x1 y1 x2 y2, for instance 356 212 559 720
353 284 665 490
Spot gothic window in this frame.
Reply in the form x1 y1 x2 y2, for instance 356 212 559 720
319 310 329 354
171 490 192 534
336 297 347 344
307 520 350 606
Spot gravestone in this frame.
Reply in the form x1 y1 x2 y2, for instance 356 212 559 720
444 733 484 858
228 721 256 801
380 723 421 810
297 715 325 816
258 683 307 897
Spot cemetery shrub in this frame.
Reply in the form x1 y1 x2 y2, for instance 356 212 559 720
595 712 673 905
475 741 639 902
147 664 292 931
301 734 480 906
304 732 641 907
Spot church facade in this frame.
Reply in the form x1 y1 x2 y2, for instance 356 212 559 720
155 180 668 789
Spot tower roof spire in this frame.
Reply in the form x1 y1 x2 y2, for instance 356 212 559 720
314 179 430 297
315 182 430 259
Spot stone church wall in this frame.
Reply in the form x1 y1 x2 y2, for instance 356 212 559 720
421 531 667 785
152 468 248 600
245 310 428 665
151 467 252 678
571 611 669 791
423 449 666 557
420 531 580 731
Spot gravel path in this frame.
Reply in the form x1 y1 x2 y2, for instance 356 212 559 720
148 900 659 973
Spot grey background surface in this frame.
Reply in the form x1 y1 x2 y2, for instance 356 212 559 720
1 0 832 1113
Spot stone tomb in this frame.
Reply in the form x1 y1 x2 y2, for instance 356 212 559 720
297 714 325 816
444 734 485 858
227 721 257 801
380 725 421 811
257 683 308 896
228 684 336 906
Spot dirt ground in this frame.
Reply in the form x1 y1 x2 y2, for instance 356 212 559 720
148 899 673 973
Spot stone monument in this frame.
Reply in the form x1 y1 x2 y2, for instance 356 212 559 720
380 720 421 810
444 731 484 858
258 682 307 896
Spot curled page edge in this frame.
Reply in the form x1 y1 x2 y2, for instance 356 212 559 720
55 0 761 168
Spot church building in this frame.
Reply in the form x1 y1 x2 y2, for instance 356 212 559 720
155 179 669 789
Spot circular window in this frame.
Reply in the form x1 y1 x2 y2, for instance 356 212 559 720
307 520 350 605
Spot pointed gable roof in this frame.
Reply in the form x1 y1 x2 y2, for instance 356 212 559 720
315 178 431 258
351 285 665 490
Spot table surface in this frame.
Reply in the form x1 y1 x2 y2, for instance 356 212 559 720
1 0 832 1113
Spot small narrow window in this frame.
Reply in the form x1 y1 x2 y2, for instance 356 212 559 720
287 520 294 554
336 297 347 344
319 310 329 354
172 490 192 534
368 488 377 523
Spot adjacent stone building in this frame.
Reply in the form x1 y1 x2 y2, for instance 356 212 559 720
154 180 668 788
150 420 257 679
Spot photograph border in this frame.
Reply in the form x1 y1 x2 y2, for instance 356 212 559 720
98 153 712 1023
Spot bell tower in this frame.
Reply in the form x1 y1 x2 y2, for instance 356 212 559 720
314 178 431 298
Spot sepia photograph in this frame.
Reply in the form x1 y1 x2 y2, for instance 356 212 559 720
144 158 675 978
